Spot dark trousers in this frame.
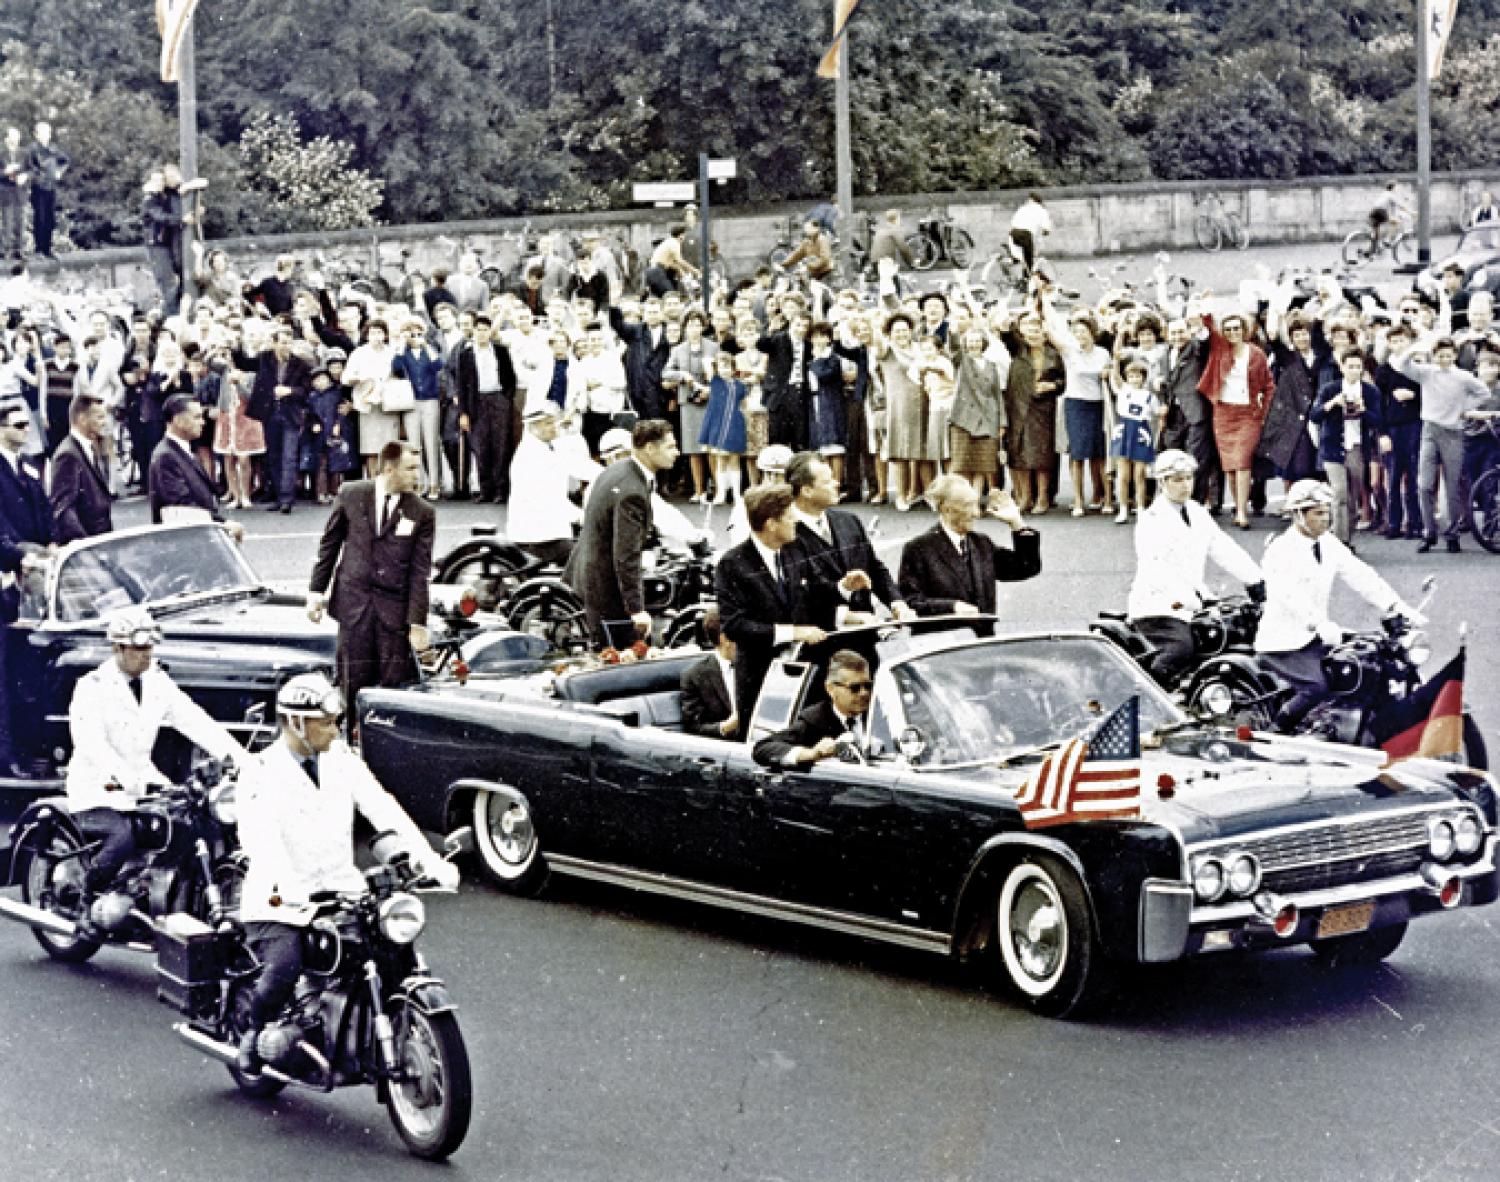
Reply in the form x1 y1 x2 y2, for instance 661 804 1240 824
1462 433 1500 505
245 921 304 1027
1383 422 1422 534
842 396 868 498
520 539 573 569
336 604 417 714
1261 641 1330 731
30 187 56 256
471 393 515 502
134 419 164 491
264 414 301 508
0 620 11 766
145 244 182 314
442 434 470 497
1010 228 1035 273
0 190 22 257
1175 414 1221 506
77 808 138 893
45 395 70 456
1134 616 1195 687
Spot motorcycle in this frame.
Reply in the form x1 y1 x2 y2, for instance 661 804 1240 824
159 834 473 1161
1091 594 1264 702
432 526 548 613
0 758 245 963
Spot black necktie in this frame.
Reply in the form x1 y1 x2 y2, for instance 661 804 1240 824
381 494 396 534
1312 540 1322 564
127 677 142 705
774 550 790 605
1180 506 1191 527
302 757 320 787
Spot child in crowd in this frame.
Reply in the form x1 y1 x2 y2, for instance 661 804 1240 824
1109 355 1162 522
700 351 747 504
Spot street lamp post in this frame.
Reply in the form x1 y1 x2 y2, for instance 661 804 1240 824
177 12 200 298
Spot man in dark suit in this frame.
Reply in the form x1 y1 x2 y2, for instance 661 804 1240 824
898 477 1041 616
247 326 313 514
564 419 678 649
757 310 810 450
0 400 54 550
783 451 910 627
753 650 873 768
148 395 245 540
609 297 672 421
715 484 827 719
50 394 114 544
456 315 519 504
308 441 435 713
1160 318 1219 507
680 605 739 739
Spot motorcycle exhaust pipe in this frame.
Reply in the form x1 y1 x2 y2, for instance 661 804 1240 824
0 895 80 938
172 1024 298 1087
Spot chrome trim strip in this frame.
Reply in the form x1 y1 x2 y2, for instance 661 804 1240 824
1184 802 1486 860
546 854 952 954
1190 839 1497 924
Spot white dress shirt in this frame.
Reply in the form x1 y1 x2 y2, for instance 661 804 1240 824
507 433 600 545
1255 528 1403 654
1128 496 1263 622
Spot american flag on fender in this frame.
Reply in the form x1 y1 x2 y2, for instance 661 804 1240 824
1012 697 1143 829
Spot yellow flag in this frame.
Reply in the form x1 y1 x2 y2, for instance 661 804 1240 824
159 0 203 83
817 0 865 79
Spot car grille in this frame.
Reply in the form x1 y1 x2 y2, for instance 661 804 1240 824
1204 812 1432 893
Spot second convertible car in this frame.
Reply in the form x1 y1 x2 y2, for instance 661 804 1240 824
359 621 1499 1017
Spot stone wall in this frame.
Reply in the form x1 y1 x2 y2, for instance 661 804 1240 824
42 170 1496 304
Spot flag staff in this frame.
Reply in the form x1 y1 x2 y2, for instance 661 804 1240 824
834 23 853 275
1415 0 1432 264
177 12 199 291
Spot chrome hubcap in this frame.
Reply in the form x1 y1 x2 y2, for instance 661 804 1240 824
490 800 534 866
1011 885 1064 982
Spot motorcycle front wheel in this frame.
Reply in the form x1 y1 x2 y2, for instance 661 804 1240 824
19 829 102 963
386 1004 473 1161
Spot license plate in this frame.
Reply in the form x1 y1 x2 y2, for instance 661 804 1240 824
1316 901 1375 939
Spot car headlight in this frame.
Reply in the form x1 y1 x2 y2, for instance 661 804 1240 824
1226 852 1262 897
378 893 427 945
1200 682 1236 717
1401 630 1431 668
209 782 237 825
1192 857 1226 903
1429 818 1457 861
1455 812 1484 856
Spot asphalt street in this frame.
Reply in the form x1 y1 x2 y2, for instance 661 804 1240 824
2 233 1498 1182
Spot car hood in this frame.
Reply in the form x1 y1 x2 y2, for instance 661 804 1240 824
151 595 339 654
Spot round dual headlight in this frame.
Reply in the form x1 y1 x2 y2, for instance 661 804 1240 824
1226 852 1262 897
1429 818 1457 861
1193 857 1226 903
1201 682 1236 717
378 893 427 945
1455 812 1484 856
208 782 237 825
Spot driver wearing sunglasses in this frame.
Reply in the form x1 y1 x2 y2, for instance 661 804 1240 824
753 650 875 768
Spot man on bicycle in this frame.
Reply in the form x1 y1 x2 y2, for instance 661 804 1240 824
1369 182 1412 251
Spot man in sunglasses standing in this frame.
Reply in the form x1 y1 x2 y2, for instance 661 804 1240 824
753 650 875 768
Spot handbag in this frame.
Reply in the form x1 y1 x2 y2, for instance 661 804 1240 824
379 378 416 414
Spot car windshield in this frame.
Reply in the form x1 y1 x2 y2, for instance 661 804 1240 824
885 635 1185 769
51 526 260 623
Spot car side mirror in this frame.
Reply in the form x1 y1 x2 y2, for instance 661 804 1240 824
898 727 927 763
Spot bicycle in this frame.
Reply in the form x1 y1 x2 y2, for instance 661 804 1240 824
905 211 976 272
1192 192 1250 252
1341 211 1415 268
1465 420 1500 554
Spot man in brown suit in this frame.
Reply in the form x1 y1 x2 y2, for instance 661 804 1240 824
307 441 435 716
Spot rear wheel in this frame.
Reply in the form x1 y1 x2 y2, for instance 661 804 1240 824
1225 213 1250 251
471 790 548 895
1468 467 1500 553
19 829 101 963
906 232 939 272
1310 921 1407 967
948 229 976 269
992 856 1104 1018
1341 230 1375 267
505 591 590 655
1193 214 1222 252
1391 233 1416 267
437 544 532 612
385 1005 473 1161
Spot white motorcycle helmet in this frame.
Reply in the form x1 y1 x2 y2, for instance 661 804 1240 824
275 672 345 740
1284 478 1335 515
106 606 163 648
1153 449 1198 480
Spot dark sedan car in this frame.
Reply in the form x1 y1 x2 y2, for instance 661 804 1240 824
358 622 1499 1017
2 523 337 789
1420 223 1500 300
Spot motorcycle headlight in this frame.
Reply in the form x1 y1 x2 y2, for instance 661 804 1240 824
208 782 237 825
378 893 427 945
1456 812 1484 856
1200 682 1236 717
1226 852 1262 897
1192 857 1226 903
1429 818 1457 861
1402 630 1431 668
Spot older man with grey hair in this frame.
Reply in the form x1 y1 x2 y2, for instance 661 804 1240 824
898 477 1040 617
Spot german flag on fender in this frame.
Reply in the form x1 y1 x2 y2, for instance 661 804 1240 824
1371 649 1466 763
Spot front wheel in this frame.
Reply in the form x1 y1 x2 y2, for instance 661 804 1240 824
1224 212 1250 251
1391 234 1416 267
1193 214 1222 252
471 790 548 894
505 583 590 654
906 232 939 272
992 856 1104 1018
1310 921 1407 967
1341 230 1375 267
386 1006 473 1161
19 828 101 963
947 229 975 269
1467 467 1500 554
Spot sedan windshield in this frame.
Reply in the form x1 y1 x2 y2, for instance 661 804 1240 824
886 636 1184 768
52 526 259 623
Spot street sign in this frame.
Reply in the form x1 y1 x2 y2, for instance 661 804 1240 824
707 158 737 181
632 181 696 204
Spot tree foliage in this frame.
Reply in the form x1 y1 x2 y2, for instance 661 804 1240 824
0 0 1497 247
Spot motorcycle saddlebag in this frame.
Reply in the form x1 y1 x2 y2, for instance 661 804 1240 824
155 912 220 1015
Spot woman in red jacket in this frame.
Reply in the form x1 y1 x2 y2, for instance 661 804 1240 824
1198 312 1275 529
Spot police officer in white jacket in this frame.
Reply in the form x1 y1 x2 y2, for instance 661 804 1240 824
67 607 242 898
235 672 459 1074
1255 479 1423 729
506 403 601 568
1126 451 1264 685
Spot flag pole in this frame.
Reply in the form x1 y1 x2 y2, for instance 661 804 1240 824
834 25 853 277
177 10 200 307
1415 0 1432 265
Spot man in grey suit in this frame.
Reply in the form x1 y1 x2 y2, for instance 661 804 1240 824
307 441 436 716
564 419 678 649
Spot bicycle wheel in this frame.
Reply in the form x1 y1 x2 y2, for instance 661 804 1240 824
1225 213 1250 251
948 229 975 269
1391 234 1416 267
906 233 939 272
1341 230 1375 268
1468 466 1500 554
1193 213 1222 252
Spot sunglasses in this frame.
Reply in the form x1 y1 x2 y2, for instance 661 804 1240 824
3 420 28 430
832 680 873 693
